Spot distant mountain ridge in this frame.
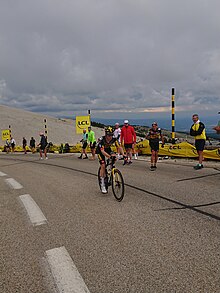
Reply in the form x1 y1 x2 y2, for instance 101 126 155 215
0 105 104 145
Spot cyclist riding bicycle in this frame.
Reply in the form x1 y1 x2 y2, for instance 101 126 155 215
96 126 127 194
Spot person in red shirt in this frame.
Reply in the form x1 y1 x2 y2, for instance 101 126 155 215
120 120 136 165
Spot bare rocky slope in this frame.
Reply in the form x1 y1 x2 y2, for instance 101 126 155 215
0 105 104 146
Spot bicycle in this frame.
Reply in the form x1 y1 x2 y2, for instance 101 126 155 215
98 156 125 201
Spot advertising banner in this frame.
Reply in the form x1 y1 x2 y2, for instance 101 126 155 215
2 129 11 141
75 116 91 134
135 141 220 160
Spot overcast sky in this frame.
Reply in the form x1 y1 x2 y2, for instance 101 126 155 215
0 0 220 120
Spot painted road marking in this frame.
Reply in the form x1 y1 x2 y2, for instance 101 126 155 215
0 171 7 176
46 246 90 293
5 178 23 189
19 194 47 226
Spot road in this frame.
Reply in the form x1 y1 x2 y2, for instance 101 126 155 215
0 153 220 293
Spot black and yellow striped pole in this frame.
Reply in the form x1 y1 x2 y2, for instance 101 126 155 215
44 118 48 139
9 125 11 140
171 88 175 144
88 109 91 127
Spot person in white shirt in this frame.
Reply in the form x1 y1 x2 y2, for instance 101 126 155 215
10 137 16 152
113 123 126 160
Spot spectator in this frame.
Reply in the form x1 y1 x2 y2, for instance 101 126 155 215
5 139 11 154
64 142 70 153
78 129 88 159
38 132 48 160
22 137 27 154
113 122 123 159
213 114 220 134
87 126 96 160
120 120 136 165
10 137 16 152
146 122 164 171
190 114 206 170
29 137 36 153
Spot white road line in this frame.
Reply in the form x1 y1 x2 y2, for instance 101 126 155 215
5 178 23 189
0 171 7 176
19 194 47 226
46 246 90 293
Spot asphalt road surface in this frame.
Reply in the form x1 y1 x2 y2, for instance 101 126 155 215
0 153 220 293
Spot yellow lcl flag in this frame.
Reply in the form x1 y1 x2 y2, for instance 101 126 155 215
2 129 11 141
76 116 91 134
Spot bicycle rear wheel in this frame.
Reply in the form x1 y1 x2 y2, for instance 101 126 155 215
111 169 124 201
98 167 108 192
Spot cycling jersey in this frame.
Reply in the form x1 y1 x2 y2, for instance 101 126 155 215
96 136 120 163
147 128 162 142
87 130 96 144
96 136 120 153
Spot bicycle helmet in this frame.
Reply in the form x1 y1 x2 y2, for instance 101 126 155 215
105 126 114 135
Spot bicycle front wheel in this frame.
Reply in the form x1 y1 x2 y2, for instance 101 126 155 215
111 169 124 201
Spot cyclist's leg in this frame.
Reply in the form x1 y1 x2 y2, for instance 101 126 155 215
98 154 107 193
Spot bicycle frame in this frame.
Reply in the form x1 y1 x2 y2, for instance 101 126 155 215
98 156 125 201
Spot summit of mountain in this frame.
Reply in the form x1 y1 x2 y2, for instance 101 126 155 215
0 105 104 145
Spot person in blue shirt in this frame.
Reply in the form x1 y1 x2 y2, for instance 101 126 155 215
78 129 88 159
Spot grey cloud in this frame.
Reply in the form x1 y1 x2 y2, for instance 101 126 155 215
0 0 220 118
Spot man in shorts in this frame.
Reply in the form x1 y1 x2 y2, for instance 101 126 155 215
113 122 123 159
29 137 36 153
190 114 206 169
78 129 88 159
96 126 126 193
22 137 27 154
146 122 164 171
10 137 16 152
120 120 136 165
5 139 11 154
38 132 48 160
87 126 96 160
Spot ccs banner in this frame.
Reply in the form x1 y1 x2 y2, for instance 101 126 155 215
2 129 11 141
76 116 91 134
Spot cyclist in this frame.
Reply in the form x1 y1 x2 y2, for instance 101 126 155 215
120 120 136 165
146 122 164 170
96 126 126 194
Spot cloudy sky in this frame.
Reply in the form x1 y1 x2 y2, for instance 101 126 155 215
0 0 220 120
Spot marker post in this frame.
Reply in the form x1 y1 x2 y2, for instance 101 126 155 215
171 88 175 144
44 119 48 139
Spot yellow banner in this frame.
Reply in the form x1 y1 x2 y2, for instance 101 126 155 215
2 129 11 141
75 116 91 134
135 141 220 160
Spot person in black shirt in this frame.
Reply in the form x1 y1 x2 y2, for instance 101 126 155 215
146 122 164 171
22 137 27 154
38 132 48 160
30 137 36 153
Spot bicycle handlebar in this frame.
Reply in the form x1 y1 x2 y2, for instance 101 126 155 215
106 155 117 166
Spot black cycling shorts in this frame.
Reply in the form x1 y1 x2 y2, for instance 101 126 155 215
124 143 133 150
90 142 96 149
195 139 205 151
82 142 88 149
149 141 159 151
97 148 111 165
